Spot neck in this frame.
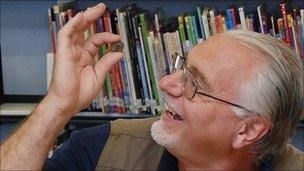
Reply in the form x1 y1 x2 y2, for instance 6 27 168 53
174 149 259 171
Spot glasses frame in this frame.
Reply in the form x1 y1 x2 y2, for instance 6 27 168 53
170 52 255 113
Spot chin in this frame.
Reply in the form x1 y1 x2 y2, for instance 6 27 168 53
151 119 181 149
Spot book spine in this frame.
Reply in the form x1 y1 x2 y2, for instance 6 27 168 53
154 13 170 74
127 11 145 113
174 30 183 56
257 4 268 34
231 8 237 30
139 13 160 105
257 5 264 33
226 9 233 30
163 33 171 69
215 15 223 33
270 15 276 37
277 18 285 41
138 27 153 102
148 32 162 110
209 9 217 35
280 3 291 45
154 37 167 77
197 6 205 40
178 15 187 54
238 7 247 30
184 16 194 47
135 20 150 102
190 15 199 45
292 9 301 55
201 13 210 39
288 14 295 48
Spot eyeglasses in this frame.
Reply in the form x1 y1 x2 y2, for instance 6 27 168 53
170 52 255 113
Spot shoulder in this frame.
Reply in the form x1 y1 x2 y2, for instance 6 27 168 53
44 123 111 171
274 144 304 170
110 117 159 139
70 122 111 144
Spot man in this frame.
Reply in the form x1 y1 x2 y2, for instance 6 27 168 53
1 3 303 170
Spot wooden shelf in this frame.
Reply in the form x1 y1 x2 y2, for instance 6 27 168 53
0 103 155 119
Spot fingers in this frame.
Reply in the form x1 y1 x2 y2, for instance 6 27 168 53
94 52 124 84
57 3 106 47
83 32 121 57
80 3 106 31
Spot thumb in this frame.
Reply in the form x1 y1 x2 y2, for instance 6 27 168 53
94 52 123 84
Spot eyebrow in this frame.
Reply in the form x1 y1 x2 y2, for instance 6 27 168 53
188 64 212 91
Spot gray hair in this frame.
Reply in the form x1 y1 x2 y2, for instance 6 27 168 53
227 30 304 163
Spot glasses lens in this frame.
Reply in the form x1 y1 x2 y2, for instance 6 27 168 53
182 69 197 99
170 53 184 73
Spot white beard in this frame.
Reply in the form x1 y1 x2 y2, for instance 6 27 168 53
150 119 181 149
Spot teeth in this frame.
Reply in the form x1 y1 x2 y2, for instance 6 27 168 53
164 102 182 118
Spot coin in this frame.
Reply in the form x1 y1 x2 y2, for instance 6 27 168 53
110 41 124 52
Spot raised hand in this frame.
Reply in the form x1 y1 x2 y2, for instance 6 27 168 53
47 3 123 116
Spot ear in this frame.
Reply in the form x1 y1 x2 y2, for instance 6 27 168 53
232 116 271 149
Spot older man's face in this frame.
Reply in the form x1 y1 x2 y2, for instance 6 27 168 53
151 34 262 158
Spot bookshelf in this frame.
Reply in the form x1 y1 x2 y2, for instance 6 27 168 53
1 0 304 142
1 0 303 100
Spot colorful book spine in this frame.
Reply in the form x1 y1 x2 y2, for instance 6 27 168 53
139 12 160 104
190 15 199 45
196 6 205 40
184 16 194 47
280 3 291 45
178 15 187 55
226 8 234 30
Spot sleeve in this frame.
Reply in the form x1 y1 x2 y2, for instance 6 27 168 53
43 122 111 171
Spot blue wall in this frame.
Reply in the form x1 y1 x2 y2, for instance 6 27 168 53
1 0 303 95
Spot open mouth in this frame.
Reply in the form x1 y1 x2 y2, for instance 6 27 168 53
164 102 183 121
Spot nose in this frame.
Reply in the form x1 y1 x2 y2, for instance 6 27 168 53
159 70 183 98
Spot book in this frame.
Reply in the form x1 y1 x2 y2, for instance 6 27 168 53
196 6 205 40
238 6 247 30
202 7 211 39
280 3 291 45
270 15 276 37
257 4 268 34
184 16 194 47
178 15 187 54
209 9 217 35
190 15 199 45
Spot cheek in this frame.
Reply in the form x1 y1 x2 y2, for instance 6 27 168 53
183 101 237 151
